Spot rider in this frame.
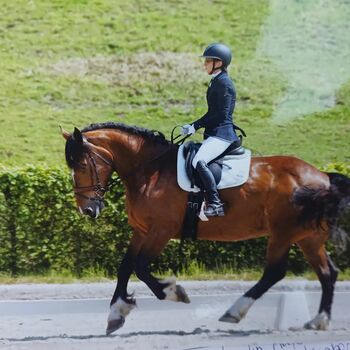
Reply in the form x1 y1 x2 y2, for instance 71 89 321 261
181 43 239 217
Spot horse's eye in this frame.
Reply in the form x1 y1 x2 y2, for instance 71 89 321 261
78 162 87 169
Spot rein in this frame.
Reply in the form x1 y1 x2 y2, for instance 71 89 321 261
171 125 192 145
121 144 174 180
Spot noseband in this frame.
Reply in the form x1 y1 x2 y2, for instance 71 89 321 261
73 149 115 203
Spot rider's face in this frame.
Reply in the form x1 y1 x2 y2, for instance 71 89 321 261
204 58 223 74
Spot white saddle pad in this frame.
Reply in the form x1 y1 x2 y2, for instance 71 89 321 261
177 143 251 193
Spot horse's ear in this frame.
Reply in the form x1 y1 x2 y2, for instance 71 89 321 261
60 126 71 140
72 127 84 144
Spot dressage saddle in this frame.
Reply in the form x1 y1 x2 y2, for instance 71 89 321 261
183 139 245 190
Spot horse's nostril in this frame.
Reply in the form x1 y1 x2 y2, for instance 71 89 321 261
83 207 94 216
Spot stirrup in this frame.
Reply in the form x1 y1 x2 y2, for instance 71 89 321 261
204 204 225 217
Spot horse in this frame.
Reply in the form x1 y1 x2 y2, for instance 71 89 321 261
62 122 350 335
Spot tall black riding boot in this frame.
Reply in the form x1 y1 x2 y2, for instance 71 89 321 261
196 160 225 217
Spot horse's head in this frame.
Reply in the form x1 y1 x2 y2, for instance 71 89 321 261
62 127 114 218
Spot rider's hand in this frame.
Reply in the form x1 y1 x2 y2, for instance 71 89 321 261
181 124 196 136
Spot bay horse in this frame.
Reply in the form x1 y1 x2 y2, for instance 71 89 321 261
62 122 350 335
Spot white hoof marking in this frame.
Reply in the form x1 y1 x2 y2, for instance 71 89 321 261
161 277 179 302
304 311 330 330
220 296 255 322
108 298 136 322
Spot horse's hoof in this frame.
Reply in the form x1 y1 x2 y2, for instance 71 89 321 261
304 321 315 330
106 317 125 335
176 285 191 304
219 312 240 323
303 312 329 331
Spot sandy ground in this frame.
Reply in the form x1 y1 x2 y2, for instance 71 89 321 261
0 281 350 349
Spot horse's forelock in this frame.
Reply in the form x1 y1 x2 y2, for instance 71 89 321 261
65 136 88 169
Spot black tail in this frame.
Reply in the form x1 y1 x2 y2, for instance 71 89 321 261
292 172 350 249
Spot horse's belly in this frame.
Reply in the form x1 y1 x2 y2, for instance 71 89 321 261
197 211 269 242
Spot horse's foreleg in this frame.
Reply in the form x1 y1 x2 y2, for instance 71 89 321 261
134 254 190 303
219 238 290 324
298 237 338 330
106 248 136 335
130 227 191 303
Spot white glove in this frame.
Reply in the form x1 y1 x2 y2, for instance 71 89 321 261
181 124 196 136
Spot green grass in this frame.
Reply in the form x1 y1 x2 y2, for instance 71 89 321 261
0 0 349 167
0 268 112 284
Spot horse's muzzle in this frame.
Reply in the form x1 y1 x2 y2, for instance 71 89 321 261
82 201 105 219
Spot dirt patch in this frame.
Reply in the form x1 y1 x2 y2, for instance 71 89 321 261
46 52 206 86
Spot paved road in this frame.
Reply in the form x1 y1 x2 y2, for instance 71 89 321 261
0 281 349 349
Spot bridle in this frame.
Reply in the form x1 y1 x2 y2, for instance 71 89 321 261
72 149 116 203
72 144 173 203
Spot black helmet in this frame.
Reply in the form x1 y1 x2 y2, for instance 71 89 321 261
201 43 232 68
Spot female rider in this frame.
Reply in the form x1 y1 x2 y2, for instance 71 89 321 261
182 43 239 217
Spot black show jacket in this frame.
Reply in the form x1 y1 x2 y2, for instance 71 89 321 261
192 70 239 142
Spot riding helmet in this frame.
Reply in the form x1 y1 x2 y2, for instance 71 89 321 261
201 43 232 68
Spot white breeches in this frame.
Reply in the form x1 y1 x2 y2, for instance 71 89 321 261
192 137 231 168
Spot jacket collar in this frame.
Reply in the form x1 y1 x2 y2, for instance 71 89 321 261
210 70 226 83
208 70 226 88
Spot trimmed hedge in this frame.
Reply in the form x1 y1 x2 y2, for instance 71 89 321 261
0 163 349 277
0 167 130 276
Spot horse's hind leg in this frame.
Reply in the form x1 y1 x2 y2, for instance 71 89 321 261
298 236 338 330
219 236 290 323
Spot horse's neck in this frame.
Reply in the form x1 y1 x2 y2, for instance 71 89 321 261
109 131 171 181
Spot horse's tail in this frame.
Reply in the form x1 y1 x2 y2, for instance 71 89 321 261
292 172 350 249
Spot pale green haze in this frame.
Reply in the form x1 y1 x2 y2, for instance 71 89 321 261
259 0 350 123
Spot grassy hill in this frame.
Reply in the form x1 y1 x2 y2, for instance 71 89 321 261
0 0 349 167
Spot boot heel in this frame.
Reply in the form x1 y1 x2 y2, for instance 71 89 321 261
216 206 225 216
204 205 225 217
